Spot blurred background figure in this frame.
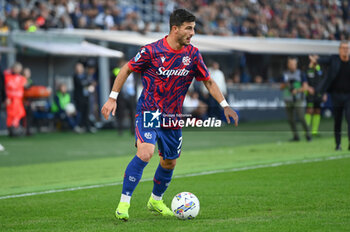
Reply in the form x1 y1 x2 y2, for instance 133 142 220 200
112 59 136 135
304 55 325 137
253 75 263 84
183 91 208 120
227 71 241 85
316 41 350 151
85 59 99 123
4 62 27 137
281 57 311 142
22 68 33 87
22 67 33 135
51 83 80 133
73 62 96 133
5 7 20 31
0 55 5 112
94 7 115 30
0 55 6 150
201 61 227 119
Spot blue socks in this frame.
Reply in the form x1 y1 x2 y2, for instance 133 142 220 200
122 156 148 197
120 156 174 203
152 163 174 198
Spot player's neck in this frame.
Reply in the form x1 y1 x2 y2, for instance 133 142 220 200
166 35 183 51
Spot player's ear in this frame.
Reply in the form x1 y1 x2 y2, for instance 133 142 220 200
171 25 179 33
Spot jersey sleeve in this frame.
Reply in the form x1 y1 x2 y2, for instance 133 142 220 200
194 50 210 81
128 46 151 73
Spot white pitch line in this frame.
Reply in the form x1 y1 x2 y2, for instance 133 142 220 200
1 154 350 200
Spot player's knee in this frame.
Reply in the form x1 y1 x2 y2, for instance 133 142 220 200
136 140 155 162
160 159 176 170
137 146 154 162
136 151 153 162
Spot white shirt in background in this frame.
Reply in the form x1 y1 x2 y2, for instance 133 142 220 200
201 68 227 96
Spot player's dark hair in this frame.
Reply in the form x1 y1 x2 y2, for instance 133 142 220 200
169 9 196 30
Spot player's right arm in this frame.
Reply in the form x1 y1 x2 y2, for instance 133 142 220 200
101 63 133 120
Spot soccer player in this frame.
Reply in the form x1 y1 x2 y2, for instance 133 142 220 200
101 9 238 221
305 55 325 136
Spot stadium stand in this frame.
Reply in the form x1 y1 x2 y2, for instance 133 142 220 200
1 0 350 40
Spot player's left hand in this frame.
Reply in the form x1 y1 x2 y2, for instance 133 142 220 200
101 98 117 120
224 107 239 126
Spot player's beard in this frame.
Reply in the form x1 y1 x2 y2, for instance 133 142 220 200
184 36 191 45
179 34 191 46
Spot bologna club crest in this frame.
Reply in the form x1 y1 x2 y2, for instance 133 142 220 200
182 56 191 66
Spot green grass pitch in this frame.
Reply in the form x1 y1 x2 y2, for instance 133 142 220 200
0 120 349 231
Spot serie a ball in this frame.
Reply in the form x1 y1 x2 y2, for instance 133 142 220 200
171 192 200 219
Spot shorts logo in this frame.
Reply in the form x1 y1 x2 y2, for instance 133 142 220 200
182 56 191 66
143 109 161 128
129 176 136 182
144 132 152 139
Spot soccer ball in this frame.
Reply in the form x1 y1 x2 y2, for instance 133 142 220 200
171 192 200 219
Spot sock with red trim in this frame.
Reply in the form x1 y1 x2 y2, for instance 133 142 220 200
152 163 174 200
121 155 148 199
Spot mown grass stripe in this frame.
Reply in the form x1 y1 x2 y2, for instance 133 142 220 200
1 154 349 200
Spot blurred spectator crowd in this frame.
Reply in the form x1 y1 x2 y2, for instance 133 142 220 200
0 0 349 40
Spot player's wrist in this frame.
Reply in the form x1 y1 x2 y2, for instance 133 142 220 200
109 91 119 100
220 99 229 108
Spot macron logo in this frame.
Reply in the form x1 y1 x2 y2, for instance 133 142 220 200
156 67 190 78
161 56 165 63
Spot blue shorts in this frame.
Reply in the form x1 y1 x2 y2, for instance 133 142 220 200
135 114 182 160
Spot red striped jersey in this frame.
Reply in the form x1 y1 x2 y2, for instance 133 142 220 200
128 36 210 115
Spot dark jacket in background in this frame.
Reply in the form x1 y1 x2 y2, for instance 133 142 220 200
73 72 94 130
317 55 342 94
73 73 92 107
0 65 5 106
